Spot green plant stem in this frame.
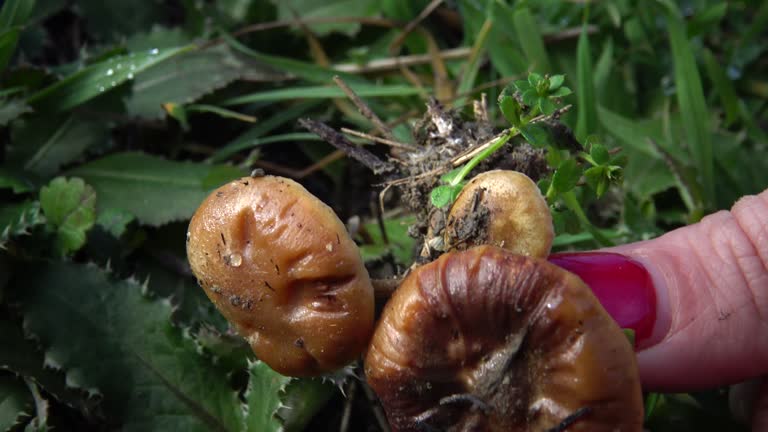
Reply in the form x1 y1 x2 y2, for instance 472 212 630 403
449 130 515 186
561 190 614 247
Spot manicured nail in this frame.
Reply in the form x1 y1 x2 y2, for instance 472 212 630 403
548 252 656 345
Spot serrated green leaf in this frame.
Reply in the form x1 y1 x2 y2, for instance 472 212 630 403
0 374 33 431
67 152 245 226
0 318 97 418
27 45 193 112
519 124 549 148
126 45 269 119
278 377 334 432
551 159 581 194
9 114 108 177
16 261 244 431
39 177 96 255
76 0 160 41
243 361 293 432
0 201 42 247
96 207 134 238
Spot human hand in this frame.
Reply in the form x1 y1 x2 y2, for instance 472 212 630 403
549 189 768 430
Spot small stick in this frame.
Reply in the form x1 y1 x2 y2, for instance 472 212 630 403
545 407 592 432
334 47 471 74
473 93 489 123
341 128 418 151
333 76 398 142
299 118 394 175
389 0 445 53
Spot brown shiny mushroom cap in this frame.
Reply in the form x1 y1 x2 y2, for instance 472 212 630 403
187 176 374 377
365 246 643 432
445 170 553 258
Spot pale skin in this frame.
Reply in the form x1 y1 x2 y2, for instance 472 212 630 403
609 189 768 430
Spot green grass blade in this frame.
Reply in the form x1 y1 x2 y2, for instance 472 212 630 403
454 17 493 108
186 104 257 123
660 1 715 209
214 132 320 160
576 24 598 141
27 45 194 111
742 1 768 46
0 0 35 30
0 0 35 72
220 84 425 106
208 100 320 163
221 31 364 85
513 7 551 73
702 48 740 127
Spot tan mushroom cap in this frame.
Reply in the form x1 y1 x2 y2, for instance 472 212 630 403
365 246 643 432
186 176 375 377
446 170 553 258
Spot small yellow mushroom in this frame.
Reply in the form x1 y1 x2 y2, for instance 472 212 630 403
445 170 553 258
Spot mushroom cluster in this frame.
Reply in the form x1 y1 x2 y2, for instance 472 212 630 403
186 170 643 430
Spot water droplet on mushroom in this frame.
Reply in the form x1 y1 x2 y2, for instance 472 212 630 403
106 68 114 76
325 242 333 252
149 48 159 55
228 253 242 267
127 73 134 80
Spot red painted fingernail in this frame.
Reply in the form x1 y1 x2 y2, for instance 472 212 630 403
548 252 656 345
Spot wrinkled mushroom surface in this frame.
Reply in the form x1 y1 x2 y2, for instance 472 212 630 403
365 246 643 431
445 170 553 258
187 176 374 377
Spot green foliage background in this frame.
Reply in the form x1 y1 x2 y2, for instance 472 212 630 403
1 0 765 430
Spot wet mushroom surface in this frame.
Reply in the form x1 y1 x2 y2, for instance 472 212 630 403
186 175 375 377
365 245 643 432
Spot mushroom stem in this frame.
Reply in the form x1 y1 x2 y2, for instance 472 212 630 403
372 277 402 301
